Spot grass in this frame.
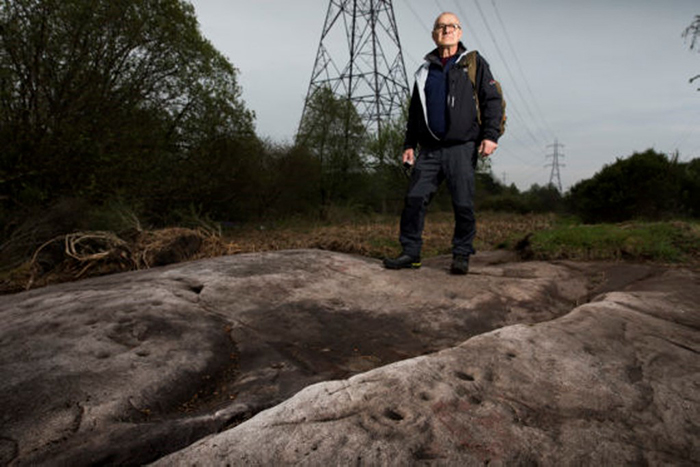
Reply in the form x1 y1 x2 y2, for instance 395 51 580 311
3 211 698 294
223 211 557 260
522 220 700 264
225 212 700 267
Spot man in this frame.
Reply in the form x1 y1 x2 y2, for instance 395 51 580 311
383 11 502 275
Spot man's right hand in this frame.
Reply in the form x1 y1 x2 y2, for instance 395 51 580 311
402 148 415 166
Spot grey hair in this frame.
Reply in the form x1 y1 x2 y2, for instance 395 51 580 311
433 12 460 29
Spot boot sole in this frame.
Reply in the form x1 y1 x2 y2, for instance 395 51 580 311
384 262 422 270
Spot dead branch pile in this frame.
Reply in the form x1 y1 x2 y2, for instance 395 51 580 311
1 228 240 294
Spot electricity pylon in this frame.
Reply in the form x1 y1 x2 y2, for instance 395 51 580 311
546 139 565 192
298 0 410 139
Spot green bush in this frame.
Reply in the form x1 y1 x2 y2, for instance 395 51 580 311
566 149 697 223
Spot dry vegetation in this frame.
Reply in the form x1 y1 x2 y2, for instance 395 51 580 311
4 211 698 295
0 211 553 295
230 211 554 258
1 228 238 295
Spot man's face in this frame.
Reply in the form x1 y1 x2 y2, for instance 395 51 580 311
432 13 462 48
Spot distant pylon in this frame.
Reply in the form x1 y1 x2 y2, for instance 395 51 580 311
546 139 565 192
298 0 410 138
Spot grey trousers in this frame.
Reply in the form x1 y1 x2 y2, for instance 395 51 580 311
399 142 477 258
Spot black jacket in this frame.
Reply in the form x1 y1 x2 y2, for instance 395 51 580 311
403 43 502 149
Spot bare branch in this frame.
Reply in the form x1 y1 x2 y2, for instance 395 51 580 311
682 15 700 50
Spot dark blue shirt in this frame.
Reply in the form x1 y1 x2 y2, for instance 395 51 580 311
424 55 457 139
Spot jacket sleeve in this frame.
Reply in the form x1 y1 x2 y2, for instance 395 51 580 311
403 82 421 150
475 54 503 143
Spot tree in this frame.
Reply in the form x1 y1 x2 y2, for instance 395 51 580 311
683 14 700 90
681 158 700 217
364 112 409 214
241 140 321 219
567 149 687 223
0 0 255 221
296 86 367 216
523 184 563 213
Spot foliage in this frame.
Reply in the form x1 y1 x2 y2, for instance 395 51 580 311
522 184 564 213
682 158 700 218
0 0 256 226
5 210 700 293
296 86 367 216
4 0 698 276
475 173 564 215
363 111 410 214
251 140 321 219
566 149 698 223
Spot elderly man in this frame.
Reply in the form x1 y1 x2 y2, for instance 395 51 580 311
383 11 502 275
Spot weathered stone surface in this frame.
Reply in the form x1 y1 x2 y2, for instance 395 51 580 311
0 249 696 465
155 266 700 466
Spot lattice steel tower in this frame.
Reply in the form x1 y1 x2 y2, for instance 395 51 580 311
299 0 410 138
546 139 566 192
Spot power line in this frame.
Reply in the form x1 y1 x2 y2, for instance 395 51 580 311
470 0 547 147
498 93 545 147
399 1 550 174
494 150 549 189
498 145 544 168
460 0 557 171
435 0 550 159
433 0 544 152
490 0 556 141
497 116 544 155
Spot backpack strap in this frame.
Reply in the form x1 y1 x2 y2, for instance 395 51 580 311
460 50 481 125
465 50 478 88
459 50 507 137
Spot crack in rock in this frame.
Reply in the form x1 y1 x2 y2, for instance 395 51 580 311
1 250 698 465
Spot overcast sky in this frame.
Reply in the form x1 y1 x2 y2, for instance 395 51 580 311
189 0 699 191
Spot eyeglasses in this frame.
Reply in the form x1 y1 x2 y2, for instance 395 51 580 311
434 23 461 33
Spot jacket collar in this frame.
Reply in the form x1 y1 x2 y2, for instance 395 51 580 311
424 41 468 65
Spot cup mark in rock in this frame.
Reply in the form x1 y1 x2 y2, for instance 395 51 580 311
455 371 475 381
383 408 404 421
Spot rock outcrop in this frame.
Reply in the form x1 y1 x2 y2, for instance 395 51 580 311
0 250 697 465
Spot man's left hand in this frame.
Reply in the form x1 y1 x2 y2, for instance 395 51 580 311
479 139 498 157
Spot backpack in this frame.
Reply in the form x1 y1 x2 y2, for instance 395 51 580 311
460 50 507 136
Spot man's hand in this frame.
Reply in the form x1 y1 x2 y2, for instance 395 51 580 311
402 148 415 166
479 140 498 157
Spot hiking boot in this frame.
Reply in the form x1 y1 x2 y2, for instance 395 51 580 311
383 254 421 270
450 255 470 275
